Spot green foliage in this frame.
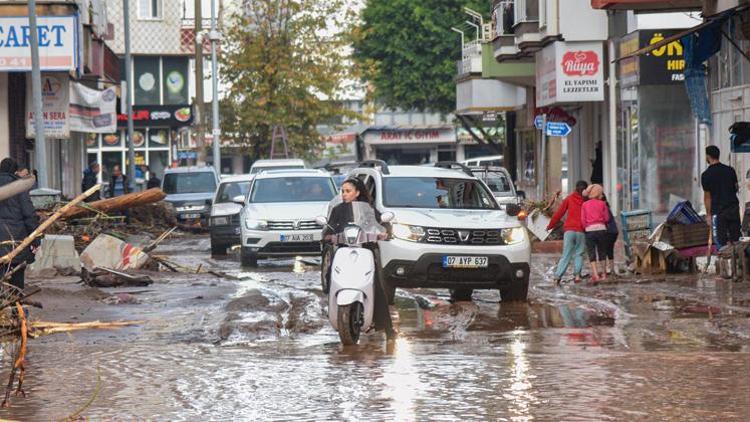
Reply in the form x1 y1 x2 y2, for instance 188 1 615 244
352 0 488 114
220 0 359 159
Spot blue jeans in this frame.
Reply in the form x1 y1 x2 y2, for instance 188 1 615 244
554 231 586 279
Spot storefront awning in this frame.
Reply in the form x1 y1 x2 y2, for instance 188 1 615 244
117 105 194 128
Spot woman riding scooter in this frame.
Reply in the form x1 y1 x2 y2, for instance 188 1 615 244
322 178 396 339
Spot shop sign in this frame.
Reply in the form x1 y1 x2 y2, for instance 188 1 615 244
117 105 194 128
536 41 604 107
26 73 70 139
619 29 685 88
69 83 117 133
365 128 456 145
0 15 78 72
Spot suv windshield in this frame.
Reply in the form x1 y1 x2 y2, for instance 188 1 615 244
250 165 305 174
163 172 217 195
250 177 336 203
383 177 498 210
215 181 251 203
473 171 513 196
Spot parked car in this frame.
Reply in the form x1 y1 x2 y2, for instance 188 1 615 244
239 169 337 266
249 159 306 174
461 155 503 167
162 166 220 227
209 174 253 256
468 166 525 209
348 161 531 302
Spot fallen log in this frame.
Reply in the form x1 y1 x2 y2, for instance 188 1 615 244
0 184 101 266
61 188 166 220
30 320 144 336
0 177 34 203
81 267 153 288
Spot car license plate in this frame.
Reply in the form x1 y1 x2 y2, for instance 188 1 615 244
280 233 314 242
442 256 489 269
183 213 201 219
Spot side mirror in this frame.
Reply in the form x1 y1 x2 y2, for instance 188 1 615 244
506 203 522 217
517 190 526 200
381 211 395 223
315 216 328 226
232 195 245 205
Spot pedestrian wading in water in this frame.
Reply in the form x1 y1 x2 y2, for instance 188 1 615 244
547 180 589 285
581 184 610 284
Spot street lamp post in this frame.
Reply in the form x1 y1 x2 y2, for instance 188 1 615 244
28 0 47 188
210 0 221 174
124 0 136 190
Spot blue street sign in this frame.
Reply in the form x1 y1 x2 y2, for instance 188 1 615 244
545 121 572 137
534 115 544 130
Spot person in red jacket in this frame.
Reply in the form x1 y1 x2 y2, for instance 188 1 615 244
547 180 589 285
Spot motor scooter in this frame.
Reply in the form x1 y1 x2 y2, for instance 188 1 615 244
316 203 393 345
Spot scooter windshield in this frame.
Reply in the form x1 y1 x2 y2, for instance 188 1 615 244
328 202 386 243
349 202 386 235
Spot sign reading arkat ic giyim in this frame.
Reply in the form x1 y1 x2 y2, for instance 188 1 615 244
0 15 78 72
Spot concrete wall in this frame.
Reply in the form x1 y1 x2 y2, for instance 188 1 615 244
558 0 608 41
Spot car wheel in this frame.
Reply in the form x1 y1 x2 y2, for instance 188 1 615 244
240 247 258 267
211 242 227 256
500 280 529 302
449 288 473 302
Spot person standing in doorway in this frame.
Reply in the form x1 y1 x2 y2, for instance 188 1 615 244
547 180 589 285
82 162 101 202
108 165 130 198
702 145 741 249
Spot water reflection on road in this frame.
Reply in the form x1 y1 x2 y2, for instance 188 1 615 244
2 240 750 420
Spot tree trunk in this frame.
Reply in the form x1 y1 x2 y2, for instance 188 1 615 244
61 188 166 220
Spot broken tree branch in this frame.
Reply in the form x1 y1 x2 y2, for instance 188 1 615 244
0 184 102 266
61 188 166 220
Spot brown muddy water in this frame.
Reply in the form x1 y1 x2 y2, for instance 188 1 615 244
1 237 750 420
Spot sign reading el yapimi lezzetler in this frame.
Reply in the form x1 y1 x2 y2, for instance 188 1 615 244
536 41 604 107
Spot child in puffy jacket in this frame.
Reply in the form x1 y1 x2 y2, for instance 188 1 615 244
581 184 609 283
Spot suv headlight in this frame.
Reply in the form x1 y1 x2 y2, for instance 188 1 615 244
501 227 526 245
212 216 230 226
392 223 425 242
245 219 268 230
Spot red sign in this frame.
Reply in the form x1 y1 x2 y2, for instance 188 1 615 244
561 51 600 76
379 130 440 141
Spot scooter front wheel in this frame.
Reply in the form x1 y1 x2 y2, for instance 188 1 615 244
337 302 363 345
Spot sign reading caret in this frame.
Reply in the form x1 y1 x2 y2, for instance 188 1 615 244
0 15 78 72
536 41 605 107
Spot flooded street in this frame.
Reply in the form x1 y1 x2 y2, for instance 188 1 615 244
3 236 750 420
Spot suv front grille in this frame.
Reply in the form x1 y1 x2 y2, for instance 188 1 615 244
267 220 321 231
424 228 505 246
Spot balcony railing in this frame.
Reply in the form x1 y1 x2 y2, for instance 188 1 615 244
492 1 515 37
456 39 483 76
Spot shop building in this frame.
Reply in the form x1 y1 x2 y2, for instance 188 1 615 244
0 1 119 196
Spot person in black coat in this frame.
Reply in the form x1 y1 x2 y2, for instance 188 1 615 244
0 158 40 290
322 178 395 338
81 162 101 202
143 165 161 189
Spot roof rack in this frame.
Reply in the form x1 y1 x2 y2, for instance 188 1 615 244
434 161 474 177
358 160 390 175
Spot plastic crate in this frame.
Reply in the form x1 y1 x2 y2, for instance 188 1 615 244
664 222 710 249
621 210 652 231
667 201 703 225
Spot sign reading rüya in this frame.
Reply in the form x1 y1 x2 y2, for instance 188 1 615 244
536 41 604 107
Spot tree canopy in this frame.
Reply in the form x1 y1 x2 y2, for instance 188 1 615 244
352 0 488 114
220 0 358 159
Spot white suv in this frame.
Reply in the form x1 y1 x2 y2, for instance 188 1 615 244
349 161 531 302
239 170 337 266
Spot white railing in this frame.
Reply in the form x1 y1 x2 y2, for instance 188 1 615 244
493 1 514 36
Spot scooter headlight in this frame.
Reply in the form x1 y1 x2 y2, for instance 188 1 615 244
501 226 527 245
344 226 361 244
391 223 425 242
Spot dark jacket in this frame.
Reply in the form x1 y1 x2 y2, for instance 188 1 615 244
82 168 100 202
146 176 161 190
108 174 130 198
0 172 40 264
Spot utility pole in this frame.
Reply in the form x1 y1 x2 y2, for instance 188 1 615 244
194 0 205 166
28 0 47 188
124 0 136 190
210 0 220 174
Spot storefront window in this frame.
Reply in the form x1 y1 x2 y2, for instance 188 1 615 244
149 151 169 179
437 145 456 162
464 144 496 159
102 151 123 182
134 56 160 105
163 57 189 105
149 128 170 147
376 147 431 165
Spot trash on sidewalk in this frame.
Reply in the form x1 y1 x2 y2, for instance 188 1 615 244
81 267 153 288
79 234 150 272
526 209 554 241
27 235 81 278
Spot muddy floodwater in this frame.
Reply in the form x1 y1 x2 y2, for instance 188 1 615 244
2 236 750 420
